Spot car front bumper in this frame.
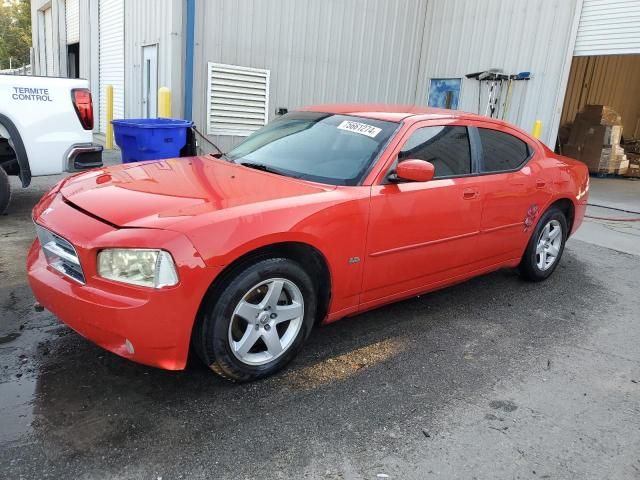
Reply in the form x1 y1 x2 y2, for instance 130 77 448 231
27 192 218 370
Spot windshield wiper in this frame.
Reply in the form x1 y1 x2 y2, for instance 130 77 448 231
239 162 289 177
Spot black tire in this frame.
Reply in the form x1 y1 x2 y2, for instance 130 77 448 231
519 206 568 282
193 257 317 382
0 167 10 215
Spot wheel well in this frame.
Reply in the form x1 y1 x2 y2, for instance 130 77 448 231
0 114 31 187
0 138 19 176
195 242 332 330
549 198 575 232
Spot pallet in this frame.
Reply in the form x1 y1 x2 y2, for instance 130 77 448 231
589 171 618 178
589 171 640 179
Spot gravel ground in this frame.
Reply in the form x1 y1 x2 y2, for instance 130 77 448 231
1 158 639 479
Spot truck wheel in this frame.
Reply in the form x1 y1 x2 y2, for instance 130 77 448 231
0 167 10 215
193 257 316 382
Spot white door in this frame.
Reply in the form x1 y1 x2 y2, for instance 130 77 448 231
142 45 158 118
98 0 124 133
575 0 640 55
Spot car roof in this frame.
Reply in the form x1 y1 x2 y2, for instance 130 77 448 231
300 103 493 123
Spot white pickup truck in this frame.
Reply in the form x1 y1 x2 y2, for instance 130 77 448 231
0 75 103 214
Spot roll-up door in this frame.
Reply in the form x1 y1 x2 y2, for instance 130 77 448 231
98 0 124 133
65 0 79 44
575 0 640 56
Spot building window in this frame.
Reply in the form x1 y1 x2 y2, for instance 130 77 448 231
207 63 270 136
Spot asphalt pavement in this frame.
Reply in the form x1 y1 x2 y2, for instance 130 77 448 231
1 157 639 479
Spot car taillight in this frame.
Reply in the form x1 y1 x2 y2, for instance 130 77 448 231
71 88 94 130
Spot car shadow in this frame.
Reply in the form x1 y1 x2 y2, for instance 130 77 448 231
25 246 603 466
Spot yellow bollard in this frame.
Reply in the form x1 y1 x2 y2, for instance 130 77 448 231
531 120 542 139
158 87 171 118
105 85 114 149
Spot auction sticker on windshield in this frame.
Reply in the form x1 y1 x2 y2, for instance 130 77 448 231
337 120 381 138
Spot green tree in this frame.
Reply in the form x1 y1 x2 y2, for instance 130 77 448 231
0 0 32 70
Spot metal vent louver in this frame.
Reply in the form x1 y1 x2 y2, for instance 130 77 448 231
207 63 270 137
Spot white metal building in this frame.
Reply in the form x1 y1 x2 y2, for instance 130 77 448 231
30 0 640 152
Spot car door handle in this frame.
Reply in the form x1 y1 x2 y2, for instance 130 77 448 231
463 188 479 200
536 180 547 189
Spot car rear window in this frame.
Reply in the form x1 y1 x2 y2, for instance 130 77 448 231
479 128 531 172
398 126 471 178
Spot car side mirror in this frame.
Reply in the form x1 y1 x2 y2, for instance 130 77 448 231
390 159 435 183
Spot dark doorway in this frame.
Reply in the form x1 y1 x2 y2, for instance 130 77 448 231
67 43 80 78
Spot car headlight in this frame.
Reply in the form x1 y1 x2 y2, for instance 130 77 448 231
97 249 179 288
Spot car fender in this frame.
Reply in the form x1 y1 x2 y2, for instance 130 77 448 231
0 113 31 187
177 189 371 316
215 230 330 267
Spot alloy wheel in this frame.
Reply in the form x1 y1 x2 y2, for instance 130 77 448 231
536 219 563 271
228 278 304 366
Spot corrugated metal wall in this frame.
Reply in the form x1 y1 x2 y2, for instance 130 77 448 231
575 0 640 56
561 55 640 137
44 8 55 76
193 0 429 152
124 0 184 119
30 0 68 77
416 0 579 146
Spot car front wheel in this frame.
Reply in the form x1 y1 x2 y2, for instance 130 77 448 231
194 257 316 382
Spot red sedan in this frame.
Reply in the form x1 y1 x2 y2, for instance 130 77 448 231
27 105 589 381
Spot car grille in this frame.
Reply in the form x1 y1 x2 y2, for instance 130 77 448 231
35 225 86 284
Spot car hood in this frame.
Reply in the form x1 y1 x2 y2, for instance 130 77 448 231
60 156 335 228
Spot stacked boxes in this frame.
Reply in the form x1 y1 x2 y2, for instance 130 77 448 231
623 153 640 178
562 105 626 174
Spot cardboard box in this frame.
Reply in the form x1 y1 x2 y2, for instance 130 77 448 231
623 153 640 177
583 125 622 148
569 115 622 146
562 144 581 160
581 105 622 126
616 158 629 175
579 145 625 173
624 163 640 178
581 143 604 169
568 116 590 145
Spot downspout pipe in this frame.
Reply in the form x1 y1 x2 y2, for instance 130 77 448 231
184 0 195 121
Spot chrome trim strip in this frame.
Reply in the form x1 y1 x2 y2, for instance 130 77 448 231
42 241 81 266
369 230 480 258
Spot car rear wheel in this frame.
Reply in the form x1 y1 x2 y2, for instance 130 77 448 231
194 257 316 382
0 167 10 215
519 207 568 282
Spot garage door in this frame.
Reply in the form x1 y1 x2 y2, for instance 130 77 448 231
575 0 640 55
98 0 124 133
65 0 79 44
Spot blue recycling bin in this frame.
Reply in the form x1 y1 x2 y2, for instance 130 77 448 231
111 118 193 163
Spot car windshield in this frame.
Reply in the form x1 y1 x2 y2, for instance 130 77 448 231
225 112 399 185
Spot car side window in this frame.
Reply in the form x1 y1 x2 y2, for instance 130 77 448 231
398 126 471 178
478 128 531 173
